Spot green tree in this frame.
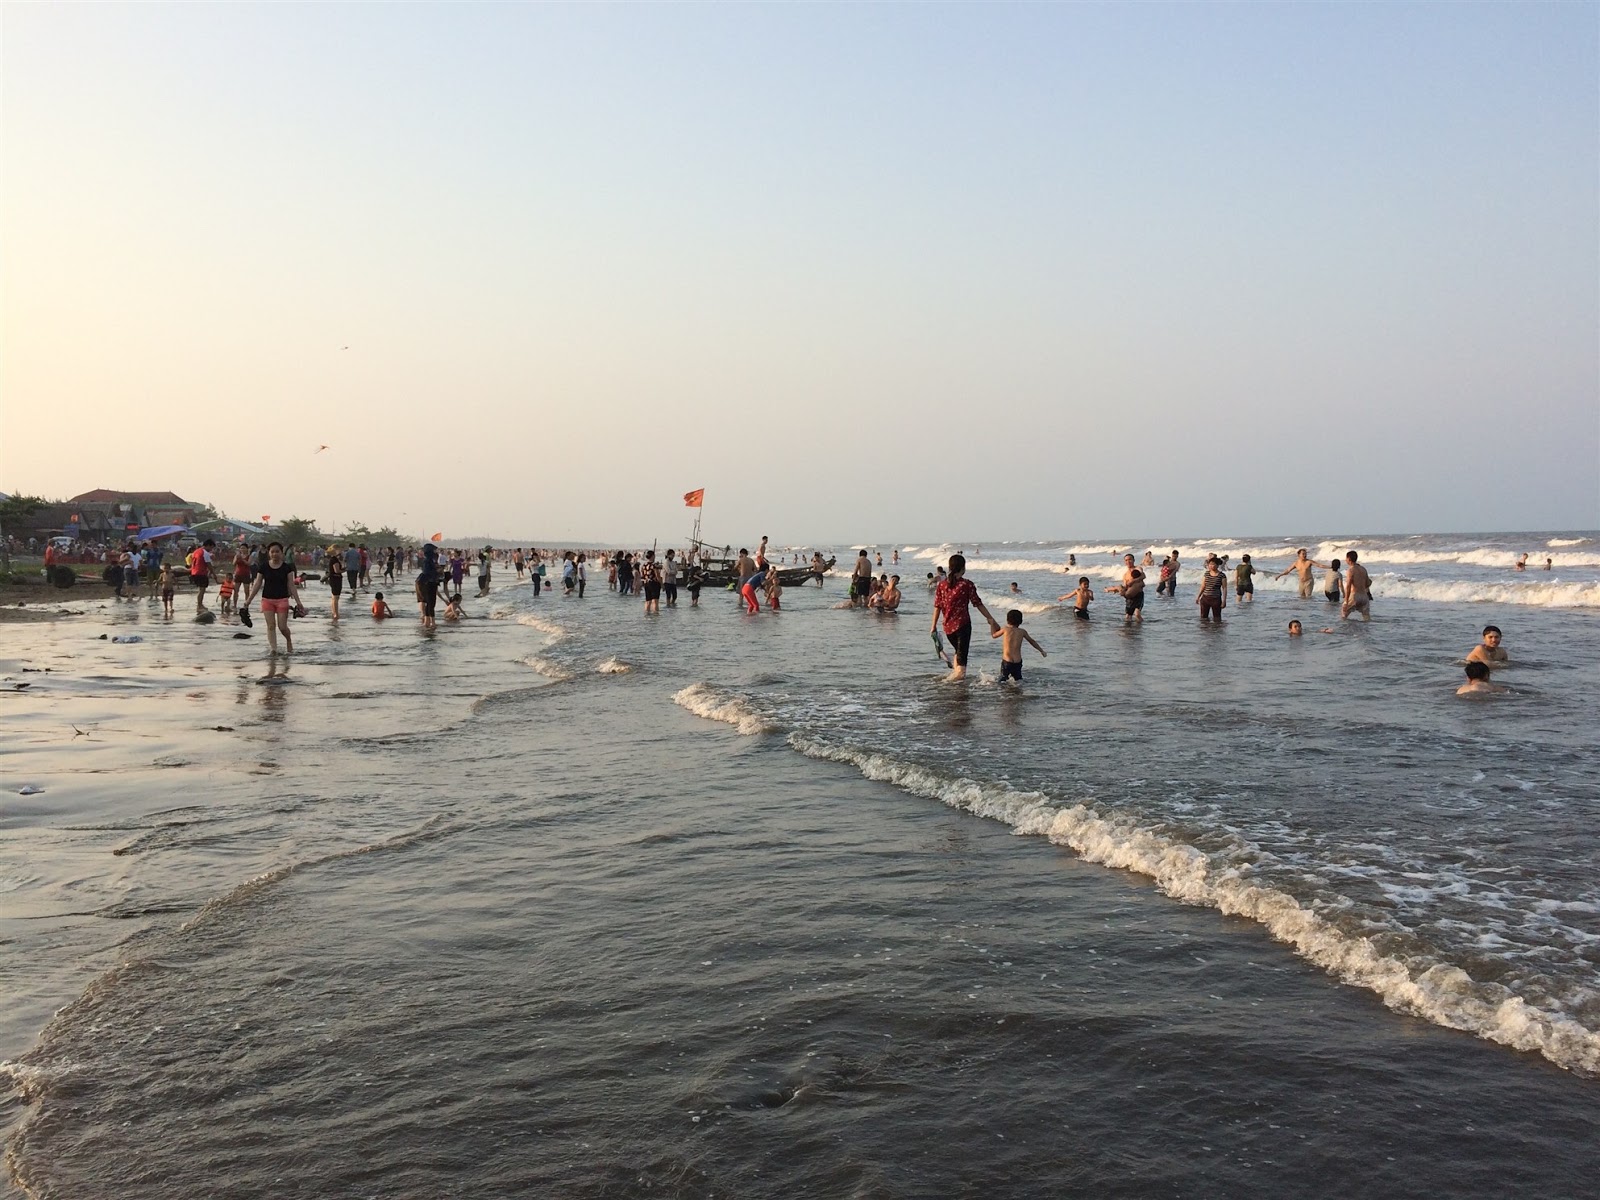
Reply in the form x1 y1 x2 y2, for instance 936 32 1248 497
0 493 51 570
0 493 48 521
276 516 320 547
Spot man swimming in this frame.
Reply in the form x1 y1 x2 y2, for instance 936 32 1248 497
1465 625 1509 670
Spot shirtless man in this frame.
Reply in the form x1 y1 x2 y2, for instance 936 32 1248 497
851 550 874 608
1276 549 1326 599
1457 661 1503 696
874 575 901 611
1465 625 1509 670
1104 553 1146 625
1340 550 1372 621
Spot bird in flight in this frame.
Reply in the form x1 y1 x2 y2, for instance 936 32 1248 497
315 445 330 454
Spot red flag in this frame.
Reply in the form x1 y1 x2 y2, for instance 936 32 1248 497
683 488 705 508
431 532 443 542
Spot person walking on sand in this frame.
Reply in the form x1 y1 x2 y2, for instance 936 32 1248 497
1105 553 1146 625
1276 549 1325 599
241 541 304 655
1340 550 1372 621
932 554 1000 681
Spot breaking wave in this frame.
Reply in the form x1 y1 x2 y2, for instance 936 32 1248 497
671 683 779 735
781 733 1600 1078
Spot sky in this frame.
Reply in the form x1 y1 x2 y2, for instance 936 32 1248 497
2 3 1596 545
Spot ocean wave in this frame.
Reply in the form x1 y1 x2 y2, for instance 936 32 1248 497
785 734 1600 1078
515 613 569 641
982 596 1057 615
965 558 1072 574
1549 537 1589 548
1371 576 1600 609
672 683 780 735
596 657 633 675
519 655 576 682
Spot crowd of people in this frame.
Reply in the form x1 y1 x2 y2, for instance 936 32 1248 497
30 531 1524 695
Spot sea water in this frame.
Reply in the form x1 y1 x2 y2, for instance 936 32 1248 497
2 530 1598 1197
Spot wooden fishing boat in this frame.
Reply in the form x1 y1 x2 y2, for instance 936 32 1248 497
689 543 834 589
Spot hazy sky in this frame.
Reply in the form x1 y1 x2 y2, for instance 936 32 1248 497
3 3 1595 544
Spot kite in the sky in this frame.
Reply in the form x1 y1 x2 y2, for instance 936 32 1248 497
315 445 330 454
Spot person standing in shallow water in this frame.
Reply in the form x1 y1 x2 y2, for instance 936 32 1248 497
1196 556 1227 621
640 549 662 615
416 543 441 630
242 541 304 655
1341 550 1372 621
662 549 678 607
1105 553 1146 625
932 554 999 681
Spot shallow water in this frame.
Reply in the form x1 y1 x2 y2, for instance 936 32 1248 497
3 535 1599 1197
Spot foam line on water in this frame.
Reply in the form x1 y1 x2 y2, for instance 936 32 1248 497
782 732 1600 1078
519 656 576 682
672 683 779 735
1371 576 1600 609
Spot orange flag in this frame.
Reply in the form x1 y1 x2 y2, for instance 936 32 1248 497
683 488 705 508
431 532 443 542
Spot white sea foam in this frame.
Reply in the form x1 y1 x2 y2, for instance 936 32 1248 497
515 613 569 641
1371 575 1600 609
671 683 779 735
983 596 1056 615
783 734 1600 1078
965 558 1072 574
1548 537 1588 548
519 655 575 682
596 657 633 675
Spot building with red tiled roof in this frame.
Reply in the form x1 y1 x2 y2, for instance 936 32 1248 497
68 489 189 506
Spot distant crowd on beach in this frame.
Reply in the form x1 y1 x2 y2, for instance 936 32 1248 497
26 532 1523 695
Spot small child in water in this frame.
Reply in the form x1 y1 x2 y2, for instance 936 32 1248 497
1059 577 1094 619
372 591 395 619
992 609 1046 682
218 576 236 616
444 595 465 621
159 565 175 617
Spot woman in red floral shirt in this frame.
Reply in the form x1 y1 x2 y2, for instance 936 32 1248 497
931 553 1000 680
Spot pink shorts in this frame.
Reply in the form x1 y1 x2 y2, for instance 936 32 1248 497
261 598 290 615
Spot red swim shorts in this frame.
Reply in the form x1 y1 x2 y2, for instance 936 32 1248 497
261 598 290 615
